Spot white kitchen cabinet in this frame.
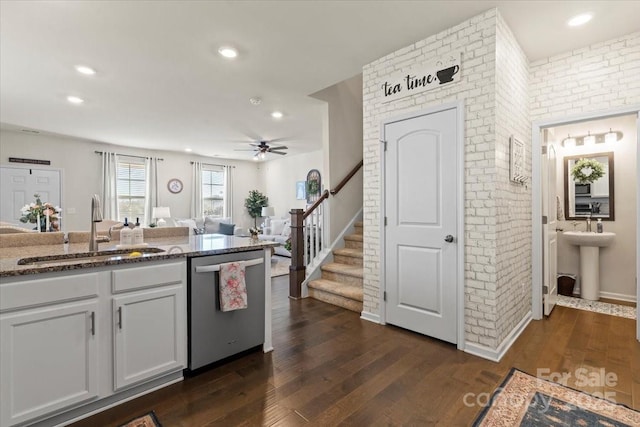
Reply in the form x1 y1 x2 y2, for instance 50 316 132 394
0 300 99 427
112 285 185 390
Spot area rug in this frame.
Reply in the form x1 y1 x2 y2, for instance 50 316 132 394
473 368 639 426
271 255 291 277
119 411 162 427
557 295 636 319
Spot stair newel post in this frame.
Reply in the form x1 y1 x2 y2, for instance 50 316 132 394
289 208 305 299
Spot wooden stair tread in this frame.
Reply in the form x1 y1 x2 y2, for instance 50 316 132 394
333 247 363 258
308 279 363 301
321 262 363 278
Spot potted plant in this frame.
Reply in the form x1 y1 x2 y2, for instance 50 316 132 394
244 190 268 228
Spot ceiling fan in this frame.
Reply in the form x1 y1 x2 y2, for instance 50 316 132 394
234 139 289 159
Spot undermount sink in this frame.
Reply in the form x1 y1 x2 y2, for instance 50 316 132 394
562 231 615 301
18 247 165 267
562 231 615 247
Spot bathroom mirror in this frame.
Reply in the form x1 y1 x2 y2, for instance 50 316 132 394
564 152 614 221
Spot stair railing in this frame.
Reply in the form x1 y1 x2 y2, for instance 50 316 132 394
289 160 363 299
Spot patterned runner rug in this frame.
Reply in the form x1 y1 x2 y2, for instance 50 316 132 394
557 295 636 319
119 411 161 427
473 368 639 426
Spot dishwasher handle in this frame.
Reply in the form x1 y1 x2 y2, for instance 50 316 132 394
194 257 264 273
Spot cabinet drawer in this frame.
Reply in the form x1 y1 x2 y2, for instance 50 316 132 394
0 272 100 312
112 261 184 293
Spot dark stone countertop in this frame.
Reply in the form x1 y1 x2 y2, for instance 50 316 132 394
0 234 279 278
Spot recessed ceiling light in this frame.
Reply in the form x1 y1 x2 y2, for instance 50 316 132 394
271 111 283 119
218 46 238 59
67 96 84 104
75 65 96 75
185 148 192 152
567 13 593 27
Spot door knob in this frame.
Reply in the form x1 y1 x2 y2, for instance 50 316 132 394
444 235 454 243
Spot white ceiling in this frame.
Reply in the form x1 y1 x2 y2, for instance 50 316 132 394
1 1 638 161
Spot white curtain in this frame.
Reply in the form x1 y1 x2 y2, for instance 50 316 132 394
191 161 203 218
223 165 234 219
143 157 159 226
100 152 118 220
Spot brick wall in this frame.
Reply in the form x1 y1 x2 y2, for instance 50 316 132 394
363 9 501 347
530 32 640 120
494 14 531 346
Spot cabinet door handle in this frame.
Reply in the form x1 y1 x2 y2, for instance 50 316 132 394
90 311 95 336
117 307 123 330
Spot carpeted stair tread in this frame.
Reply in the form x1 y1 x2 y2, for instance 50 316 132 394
321 262 363 278
308 279 363 302
344 233 363 242
333 247 363 258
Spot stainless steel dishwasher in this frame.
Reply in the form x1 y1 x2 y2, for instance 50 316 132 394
187 249 265 371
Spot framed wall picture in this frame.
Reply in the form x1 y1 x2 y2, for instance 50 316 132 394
509 136 526 184
296 181 306 200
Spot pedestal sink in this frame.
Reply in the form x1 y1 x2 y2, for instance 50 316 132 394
563 231 615 301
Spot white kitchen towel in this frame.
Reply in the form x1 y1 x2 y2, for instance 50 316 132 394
218 261 247 311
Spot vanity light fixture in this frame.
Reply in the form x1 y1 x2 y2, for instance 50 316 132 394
67 96 84 104
583 131 595 145
218 46 238 59
567 13 593 27
563 134 576 148
271 111 283 119
75 65 96 75
605 128 618 144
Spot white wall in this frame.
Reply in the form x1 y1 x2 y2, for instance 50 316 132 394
0 129 261 231
553 115 637 300
311 73 364 243
258 150 323 218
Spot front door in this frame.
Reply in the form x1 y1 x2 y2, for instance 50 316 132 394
0 166 61 225
384 106 458 344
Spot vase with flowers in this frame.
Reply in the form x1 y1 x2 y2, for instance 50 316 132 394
248 227 261 242
19 193 62 232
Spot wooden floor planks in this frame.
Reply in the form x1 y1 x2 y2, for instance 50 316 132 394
70 275 639 426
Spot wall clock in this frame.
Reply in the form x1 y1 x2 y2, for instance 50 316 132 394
167 178 183 194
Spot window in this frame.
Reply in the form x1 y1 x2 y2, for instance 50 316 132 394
117 157 146 223
202 168 224 217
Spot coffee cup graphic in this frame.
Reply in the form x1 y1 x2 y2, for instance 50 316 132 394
436 65 459 84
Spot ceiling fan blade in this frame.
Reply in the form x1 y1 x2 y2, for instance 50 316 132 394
270 151 287 155
234 149 258 151
268 145 288 151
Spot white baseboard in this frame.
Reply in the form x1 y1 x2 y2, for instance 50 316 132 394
465 311 532 362
360 311 381 324
599 291 637 303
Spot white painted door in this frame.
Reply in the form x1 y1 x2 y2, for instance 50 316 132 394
542 138 558 316
0 166 61 224
384 107 458 344
112 286 184 391
0 301 99 427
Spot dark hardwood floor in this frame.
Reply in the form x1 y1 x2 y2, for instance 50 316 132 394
71 276 639 426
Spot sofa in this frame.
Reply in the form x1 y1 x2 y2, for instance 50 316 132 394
258 217 291 257
168 216 243 236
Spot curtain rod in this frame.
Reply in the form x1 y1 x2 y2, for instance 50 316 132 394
190 161 235 168
95 151 164 161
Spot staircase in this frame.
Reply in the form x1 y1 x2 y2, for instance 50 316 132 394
307 221 363 312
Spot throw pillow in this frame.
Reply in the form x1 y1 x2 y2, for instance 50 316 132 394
219 222 235 236
204 216 230 234
270 219 286 235
281 221 291 237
